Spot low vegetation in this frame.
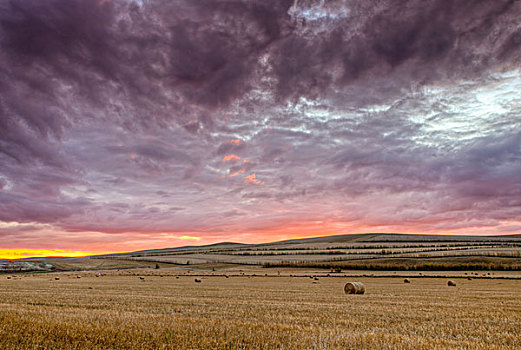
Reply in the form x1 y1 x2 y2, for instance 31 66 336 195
264 256 521 271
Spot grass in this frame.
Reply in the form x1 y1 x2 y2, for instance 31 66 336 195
46 258 156 271
1 271 521 349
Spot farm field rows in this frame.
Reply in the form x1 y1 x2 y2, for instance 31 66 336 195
101 234 521 270
1 270 520 349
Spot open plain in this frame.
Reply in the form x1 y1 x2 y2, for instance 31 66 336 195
1 267 520 349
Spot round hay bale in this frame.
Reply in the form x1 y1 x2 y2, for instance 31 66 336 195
76 276 81 279
344 281 365 294
447 280 456 286
139 276 145 281
54 277 60 281
314 277 319 281
194 278 201 283
404 278 411 283
6 276 11 280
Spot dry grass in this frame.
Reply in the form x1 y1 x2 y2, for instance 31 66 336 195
45 258 155 271
1 272 520 349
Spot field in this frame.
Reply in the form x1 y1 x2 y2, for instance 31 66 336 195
92 233 521 272
2 234 521 349
1 267 521 349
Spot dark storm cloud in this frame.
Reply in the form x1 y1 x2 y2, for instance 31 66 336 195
2 0 519 139
1 0 521 247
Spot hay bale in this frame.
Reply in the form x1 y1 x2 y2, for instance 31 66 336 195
447 280 456 286
6 276 11 280
314 277 319 281
404 278 411 283
139 276 145 280
54 277 60 281
76 276 81 279
344 282 365 294
194 278 201 283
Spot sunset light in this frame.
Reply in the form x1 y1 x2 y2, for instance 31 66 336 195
0 249 111 260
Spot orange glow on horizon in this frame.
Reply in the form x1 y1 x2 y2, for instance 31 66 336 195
0 248 117 260
2 220 518 258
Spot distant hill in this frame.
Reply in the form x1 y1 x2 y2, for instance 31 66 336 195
97 242 247 257
96 233 521 258
6 232 521 272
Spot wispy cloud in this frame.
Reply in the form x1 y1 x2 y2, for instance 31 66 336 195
222 154 241 162
244 173 264 185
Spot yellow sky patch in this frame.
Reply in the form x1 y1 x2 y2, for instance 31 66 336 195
178 236 201 240
0 249 111 260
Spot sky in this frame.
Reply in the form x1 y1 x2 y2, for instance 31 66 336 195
1 0 521 258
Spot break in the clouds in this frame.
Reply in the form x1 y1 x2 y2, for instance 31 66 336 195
1 0 521 252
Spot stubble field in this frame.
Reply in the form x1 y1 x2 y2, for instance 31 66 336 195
1 270 520 349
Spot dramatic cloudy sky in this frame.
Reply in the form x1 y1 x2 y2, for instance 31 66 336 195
1 0 521 255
